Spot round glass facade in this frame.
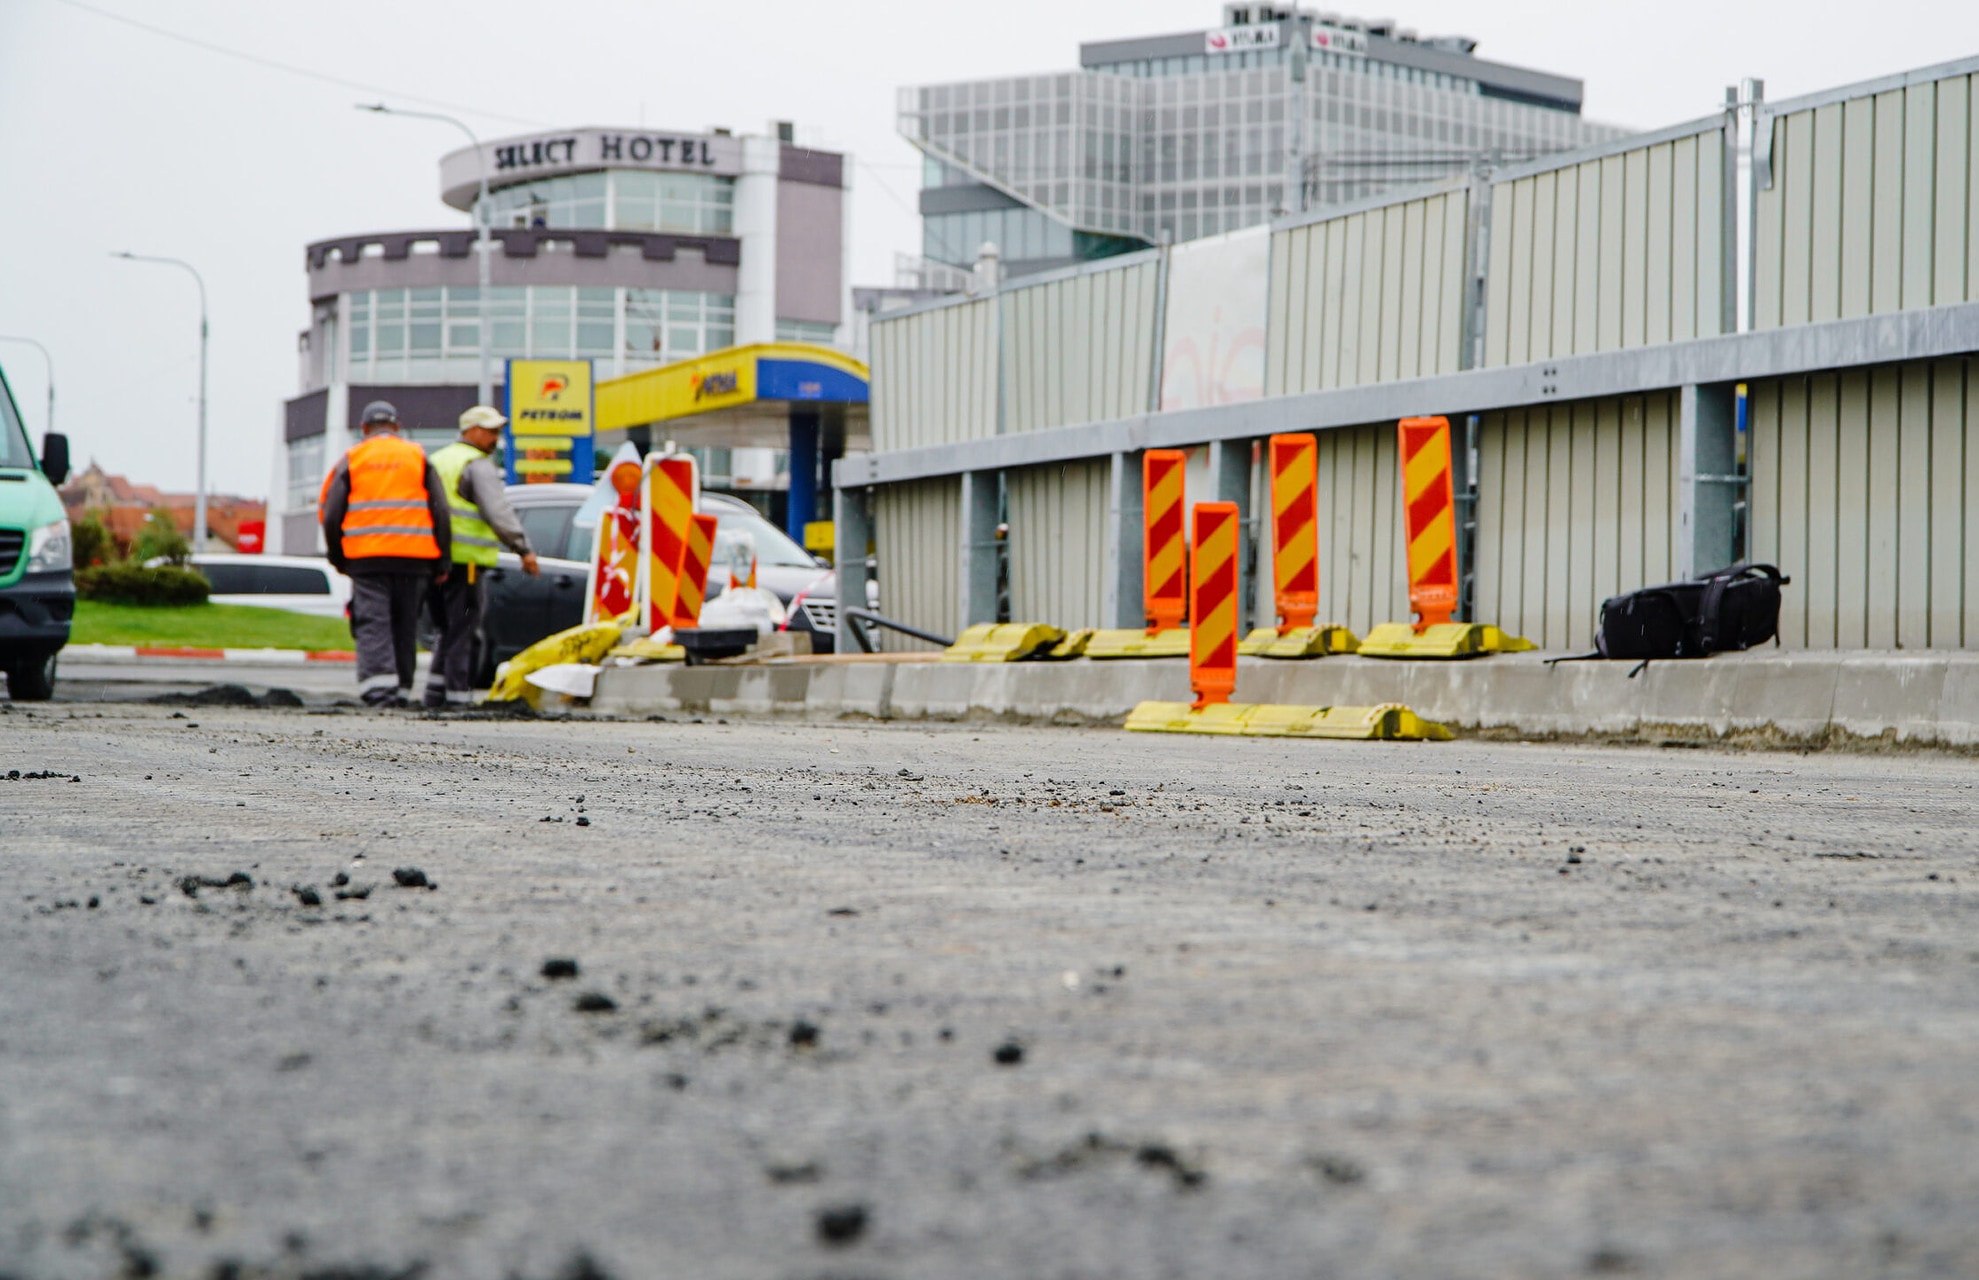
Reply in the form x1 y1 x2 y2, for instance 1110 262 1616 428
475 169 735 235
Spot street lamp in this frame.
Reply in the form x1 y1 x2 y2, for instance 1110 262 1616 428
112 252 208 550
359 103 494 405
0 335 54 439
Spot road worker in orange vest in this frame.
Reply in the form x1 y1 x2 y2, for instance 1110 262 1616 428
318 401 452 707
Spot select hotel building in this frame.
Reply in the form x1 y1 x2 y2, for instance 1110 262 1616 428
901 4 1627 279
271 124 848 555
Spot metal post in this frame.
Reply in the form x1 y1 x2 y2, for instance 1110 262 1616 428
832 480 874 654
1102 450 1144 628
360 105 492 405
958 469 1000 626
1678 382 1740 578
0 335 54 438
112 253 208 549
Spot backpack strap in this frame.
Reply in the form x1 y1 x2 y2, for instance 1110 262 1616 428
1697 571 1733 654
1543 651 1604 666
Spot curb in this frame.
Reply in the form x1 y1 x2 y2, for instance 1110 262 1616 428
63 644 355 665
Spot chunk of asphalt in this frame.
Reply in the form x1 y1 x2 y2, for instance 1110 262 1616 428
260 688 306 708
332 885 372 901
767 1161 824 1185
541 957 581 980
574 992 617 1013
293 886 323 908
391 867 429 889
814 1203 868 1246
331 872 349 887
788 1020 820 1049
993 1041 1025 1066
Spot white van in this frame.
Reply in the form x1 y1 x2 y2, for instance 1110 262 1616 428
185 553 352 618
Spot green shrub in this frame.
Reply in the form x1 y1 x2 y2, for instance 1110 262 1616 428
75 562 211 606
134 508 190 566
71 512 114 569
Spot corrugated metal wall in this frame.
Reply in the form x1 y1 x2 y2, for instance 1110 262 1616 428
1003 261 1159 432
873 478 961 650
868 298 999 453
1473 394 1681 650
1754 73 1979 329
1748 360 1978 649
1266 190 1470 395
1484 129 1728 365
1005 460 1111 629
1311 425 1410 635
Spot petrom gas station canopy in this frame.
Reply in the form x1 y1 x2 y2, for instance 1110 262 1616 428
597 342 869 453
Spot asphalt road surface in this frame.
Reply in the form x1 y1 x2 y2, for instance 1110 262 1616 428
2 702 1975 1280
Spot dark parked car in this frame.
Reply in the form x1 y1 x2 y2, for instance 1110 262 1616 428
446 482 846 684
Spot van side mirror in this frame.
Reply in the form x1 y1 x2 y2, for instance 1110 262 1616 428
40 433 69 485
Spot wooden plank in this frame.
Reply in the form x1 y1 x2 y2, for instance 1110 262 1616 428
1870 91 1905 317
1550 169 1580 358
1809 102 1845 324
1505 178 1536 366
1903 81 1939 311
1597 154 1626 352
1804 374 1841 648
1670 136 1698 341
1781 111 1816 328
1574 162 1604 356
1934 78 1970 308
1621 146 1650 349
1841 94 1877 319
1398 198 1426 379
1645 142 1674 346
1753 117 1786 330
1929 362 1966 647
1564 402 1597 648
1526 173 1558 363
1836 370 1875 649
1897 363 1933 648
1483 187 1514 368
1618 395 1646 592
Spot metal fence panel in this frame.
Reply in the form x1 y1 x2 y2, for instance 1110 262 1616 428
1006 460 1110 629
870 298 999 452
1266 189 1469 396
1475 393 1680 649
1003 260 1158 434
1747 358 1978 648
872 478 961 649
1307 424 1407 635
1755 71 1979 329
1486 127 1729 366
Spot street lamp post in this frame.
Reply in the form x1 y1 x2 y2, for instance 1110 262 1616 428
360 104 493 406
112 252 208 550
0 335 54 439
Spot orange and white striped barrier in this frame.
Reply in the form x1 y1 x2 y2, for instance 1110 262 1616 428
1360 416 1532 659
671 511 719 629
1240 433 1360 658
1086 448 1192 659
644 454 698 633
584 448 644 625
1187 501 1240 709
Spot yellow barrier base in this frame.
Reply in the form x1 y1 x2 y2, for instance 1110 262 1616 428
942 622 1065 663
1237 624 1362 658
1043 628 1095 660
1124 700 1454 740
607 637 687 663
487 621 627 702
1356 621 1536 659
1083 627 1191 659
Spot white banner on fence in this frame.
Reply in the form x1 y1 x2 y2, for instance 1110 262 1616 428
1159 224 1270 412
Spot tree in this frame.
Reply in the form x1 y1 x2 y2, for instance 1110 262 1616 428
71 511 115 568
133 508 190 565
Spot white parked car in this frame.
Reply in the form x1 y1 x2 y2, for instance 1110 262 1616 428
180 553 353 619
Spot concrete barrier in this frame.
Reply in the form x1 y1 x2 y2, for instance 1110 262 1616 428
584 650 1979 749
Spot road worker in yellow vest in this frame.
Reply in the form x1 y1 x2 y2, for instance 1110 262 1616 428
320 401 452 707
423 405 540 707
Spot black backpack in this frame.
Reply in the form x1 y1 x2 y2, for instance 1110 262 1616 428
1594 564 1790 660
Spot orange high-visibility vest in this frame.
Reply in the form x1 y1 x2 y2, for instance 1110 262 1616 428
335 434 440 561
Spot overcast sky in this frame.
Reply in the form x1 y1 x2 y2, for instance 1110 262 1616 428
1 0 1974 500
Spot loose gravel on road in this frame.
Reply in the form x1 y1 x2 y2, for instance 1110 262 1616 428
1 701 1975 1279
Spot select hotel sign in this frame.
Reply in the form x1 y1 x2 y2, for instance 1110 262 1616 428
441 128 745 209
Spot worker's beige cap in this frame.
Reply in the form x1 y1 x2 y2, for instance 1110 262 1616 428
459 405 507 430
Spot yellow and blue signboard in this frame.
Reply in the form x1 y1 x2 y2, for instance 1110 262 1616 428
504 358 595 484
596 342 868 433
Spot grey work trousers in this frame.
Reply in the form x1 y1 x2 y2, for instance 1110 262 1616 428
350 572 429 706
424 567 486 706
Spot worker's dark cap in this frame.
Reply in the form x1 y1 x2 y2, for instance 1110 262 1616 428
360 400 399 425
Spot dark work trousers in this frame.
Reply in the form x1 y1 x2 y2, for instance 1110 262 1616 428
425 567 487 707
350 573 429 706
